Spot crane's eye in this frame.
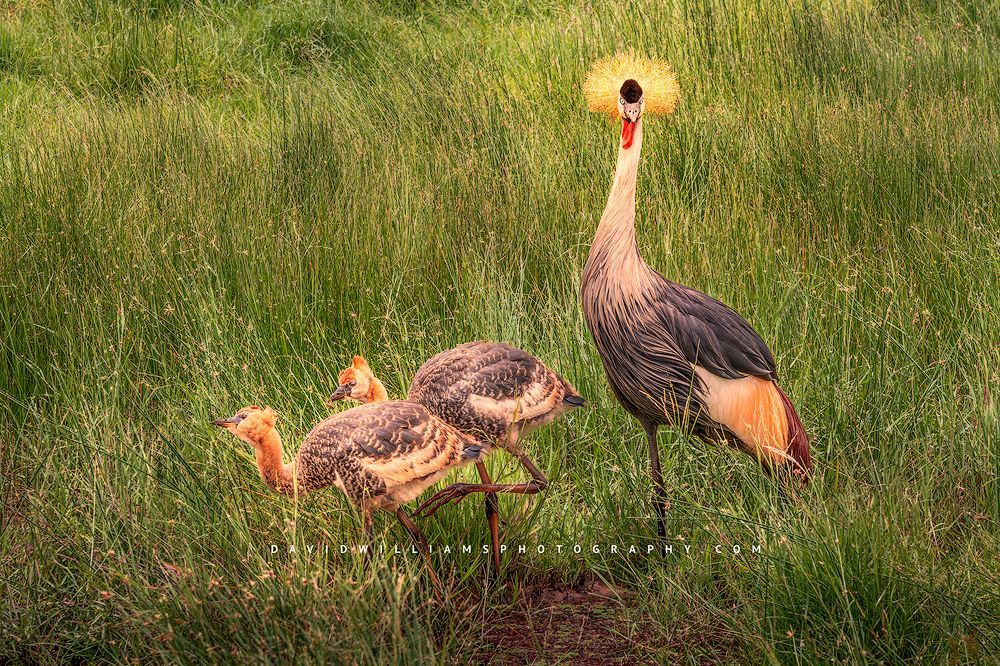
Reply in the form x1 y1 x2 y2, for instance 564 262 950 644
619 97 626 105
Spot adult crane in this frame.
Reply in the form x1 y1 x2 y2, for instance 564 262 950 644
580 54 811 537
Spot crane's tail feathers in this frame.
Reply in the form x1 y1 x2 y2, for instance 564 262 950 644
461 443 489 461
776 387 812 481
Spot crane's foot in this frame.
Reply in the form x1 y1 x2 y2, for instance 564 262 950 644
414 483 478 518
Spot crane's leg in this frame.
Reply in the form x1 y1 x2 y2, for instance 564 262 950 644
395 507 444 603
475 462 502 570
361 507 374 566
645 424 667 539
414 453 548 518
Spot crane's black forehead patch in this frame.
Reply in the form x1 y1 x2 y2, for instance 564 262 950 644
620 79 643 103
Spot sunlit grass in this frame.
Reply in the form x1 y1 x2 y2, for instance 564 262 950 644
1 0 998 662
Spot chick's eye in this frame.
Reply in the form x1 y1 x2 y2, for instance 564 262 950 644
349 381 357 387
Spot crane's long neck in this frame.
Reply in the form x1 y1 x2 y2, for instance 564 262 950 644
588 119 645 277
251 427 299 496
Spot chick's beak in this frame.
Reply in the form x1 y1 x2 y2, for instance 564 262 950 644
211 416 241 427
329 384 350 402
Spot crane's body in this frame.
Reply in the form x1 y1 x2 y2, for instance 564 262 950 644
408 341 584 449
581 119 807 469
581 64 810 536
296 401 488 509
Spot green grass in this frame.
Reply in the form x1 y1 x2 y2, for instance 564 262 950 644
1 0 998 662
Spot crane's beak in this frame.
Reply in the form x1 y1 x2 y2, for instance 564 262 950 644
328 384 350 402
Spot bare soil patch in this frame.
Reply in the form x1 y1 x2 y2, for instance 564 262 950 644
472 580 657 665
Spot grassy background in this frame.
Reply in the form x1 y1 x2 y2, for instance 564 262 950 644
1 0 998 662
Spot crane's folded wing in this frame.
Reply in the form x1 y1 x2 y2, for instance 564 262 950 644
341 405 471 486
413 341 539 401
647 281 778 381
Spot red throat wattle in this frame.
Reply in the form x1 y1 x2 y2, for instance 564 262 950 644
621 120 635 149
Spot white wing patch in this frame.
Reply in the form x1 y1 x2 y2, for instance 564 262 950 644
694 366 790 465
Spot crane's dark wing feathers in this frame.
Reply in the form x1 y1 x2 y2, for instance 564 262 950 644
307 401 433 460
461 343 540 400
652 279 778 381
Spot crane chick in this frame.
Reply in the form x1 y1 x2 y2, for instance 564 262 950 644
211 402 489 597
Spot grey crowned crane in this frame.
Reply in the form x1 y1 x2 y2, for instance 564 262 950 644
580 54 811 538
329 344 584 568
211 402 490 599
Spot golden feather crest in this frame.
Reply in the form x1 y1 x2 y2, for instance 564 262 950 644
584 52 680 118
